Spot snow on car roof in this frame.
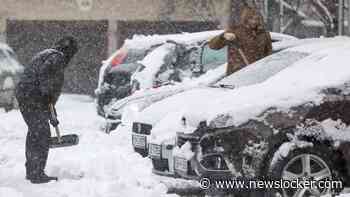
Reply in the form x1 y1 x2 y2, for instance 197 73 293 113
124 30 224 50
123 31 297 50
144 37 350 143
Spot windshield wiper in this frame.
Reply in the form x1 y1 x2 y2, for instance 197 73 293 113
209 84 235 89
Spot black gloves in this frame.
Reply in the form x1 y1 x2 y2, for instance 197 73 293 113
49 118 59 127
48 103 59 127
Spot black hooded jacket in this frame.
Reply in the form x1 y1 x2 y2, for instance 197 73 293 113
16 36 78 111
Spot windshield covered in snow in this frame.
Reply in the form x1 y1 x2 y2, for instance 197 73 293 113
216 50 309 88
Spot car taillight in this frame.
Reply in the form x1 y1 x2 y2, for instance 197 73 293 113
111 50 127 68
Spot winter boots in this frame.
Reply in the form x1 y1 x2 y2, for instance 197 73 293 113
26 172 58 184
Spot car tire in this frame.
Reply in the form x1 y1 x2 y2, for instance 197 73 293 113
262 145 342 197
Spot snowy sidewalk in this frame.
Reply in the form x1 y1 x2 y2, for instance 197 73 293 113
0 94 178 197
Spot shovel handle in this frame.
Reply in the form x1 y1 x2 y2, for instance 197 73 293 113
237 48 250 66
49 103 62 142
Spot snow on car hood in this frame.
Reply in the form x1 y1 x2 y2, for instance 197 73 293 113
141 87 230 143
270 32 298 41
149 37 350 143
108 63 226 114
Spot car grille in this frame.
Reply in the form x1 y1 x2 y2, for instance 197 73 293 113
132 122 152 135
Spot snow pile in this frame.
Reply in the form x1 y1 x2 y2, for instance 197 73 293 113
0 95 179 197
320 119 350 142
172 142 194 160
0 44 23 75
132 43 176 90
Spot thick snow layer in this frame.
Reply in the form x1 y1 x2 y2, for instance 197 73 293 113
132 43 176 90
107 63 226 121
0 94 184 197
145 37 350 143
202 40 350 126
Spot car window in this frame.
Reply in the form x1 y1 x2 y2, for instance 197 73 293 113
216 51 309 87
201 43 227 68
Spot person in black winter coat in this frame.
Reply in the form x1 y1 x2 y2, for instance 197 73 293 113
16 36 78 184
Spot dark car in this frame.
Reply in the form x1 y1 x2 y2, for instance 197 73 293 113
170 39 350 196
95 44 157 118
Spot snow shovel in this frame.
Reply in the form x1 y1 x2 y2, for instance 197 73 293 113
49 104 79 148
237 48 249 66
228 41 250 66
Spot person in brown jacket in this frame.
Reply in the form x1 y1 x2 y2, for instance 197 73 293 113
209 6 272 76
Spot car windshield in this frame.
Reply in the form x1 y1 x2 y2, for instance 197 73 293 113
216 50 309 88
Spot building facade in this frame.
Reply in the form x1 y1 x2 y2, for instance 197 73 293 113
0 0 230 94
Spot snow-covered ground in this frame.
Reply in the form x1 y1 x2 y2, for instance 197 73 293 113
0 94 191 197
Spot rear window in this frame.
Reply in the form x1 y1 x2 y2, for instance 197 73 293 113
216 51 309 87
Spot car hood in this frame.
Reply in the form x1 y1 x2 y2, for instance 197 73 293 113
107 63 226 115
142 87 231 140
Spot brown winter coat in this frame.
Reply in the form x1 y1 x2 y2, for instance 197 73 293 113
209 7 272 75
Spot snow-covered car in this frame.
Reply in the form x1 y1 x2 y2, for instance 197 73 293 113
100 32 298 132
135 37 349 178
0 43 23 111
132 37 328 158
146 37 350 196
95 41 159 117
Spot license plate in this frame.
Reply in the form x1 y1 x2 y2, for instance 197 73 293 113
149 144 161 158
132 134 147 149
174 157 188 172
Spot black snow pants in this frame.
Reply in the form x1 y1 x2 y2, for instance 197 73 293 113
16 90 51 178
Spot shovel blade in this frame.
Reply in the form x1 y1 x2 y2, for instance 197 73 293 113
49 134 79 148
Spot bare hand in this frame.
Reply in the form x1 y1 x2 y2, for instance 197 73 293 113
223 33 236 41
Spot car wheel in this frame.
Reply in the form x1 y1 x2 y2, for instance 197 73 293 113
265 145 341 197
